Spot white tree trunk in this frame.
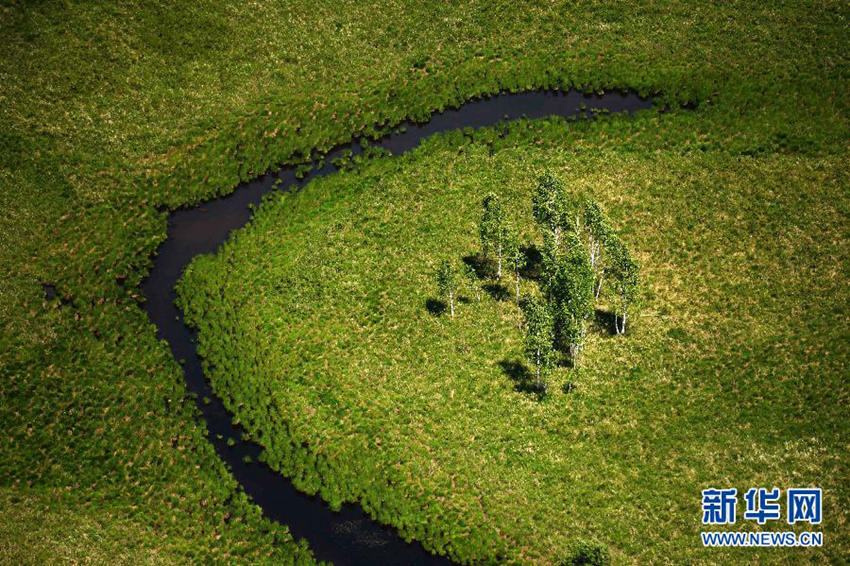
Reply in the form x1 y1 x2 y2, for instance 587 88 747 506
449 292 454 317
621 292 627 334
497 243 502 279
589 235 596 271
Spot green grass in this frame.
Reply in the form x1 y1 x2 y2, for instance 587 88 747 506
1 0 848 563
0 488 177 565
178 109 849 563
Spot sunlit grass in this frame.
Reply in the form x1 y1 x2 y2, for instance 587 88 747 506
1 0 847 562
179 111 849 563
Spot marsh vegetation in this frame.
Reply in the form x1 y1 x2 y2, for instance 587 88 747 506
2 0 847 563
179 109 849 563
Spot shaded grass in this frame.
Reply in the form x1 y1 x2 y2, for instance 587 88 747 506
179 112 849 563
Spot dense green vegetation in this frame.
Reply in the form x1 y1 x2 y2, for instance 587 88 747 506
1 0 847 563
449 180 640 395
178 106 849 563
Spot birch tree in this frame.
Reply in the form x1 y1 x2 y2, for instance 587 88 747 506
540 228 563 300
503 222 524 303
522 294 555 394
480 193 505 278
606 236 639 334
550 232 595 364
532 173 568 244
582 199 613 298
560 192 585 236
436 260 457 317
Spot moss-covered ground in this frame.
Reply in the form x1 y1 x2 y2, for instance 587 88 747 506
1 0 847 563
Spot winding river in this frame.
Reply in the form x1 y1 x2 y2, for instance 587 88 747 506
140 89 653 565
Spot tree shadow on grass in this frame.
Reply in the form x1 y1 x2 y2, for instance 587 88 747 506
462 253 496 279
519 244 543 280
593 308 619 336
483 282 511 302
425 298 447 316
498 359 545 399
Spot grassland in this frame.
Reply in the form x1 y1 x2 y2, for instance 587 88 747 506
177 108 849 563
1 0 848 563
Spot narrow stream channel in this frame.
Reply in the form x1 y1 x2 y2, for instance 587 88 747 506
140 89 653 565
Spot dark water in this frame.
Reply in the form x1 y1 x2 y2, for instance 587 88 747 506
140 89 653 565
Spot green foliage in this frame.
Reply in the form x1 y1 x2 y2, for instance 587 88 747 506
606 235 640 334
582 200 610 243
548 232 595 364
559 539 610 566
532 172 568 237
540 228 564 298
521 294 556 393
479 193 506 277
582 199 613 297
502 222 524 303
533 180 616 362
